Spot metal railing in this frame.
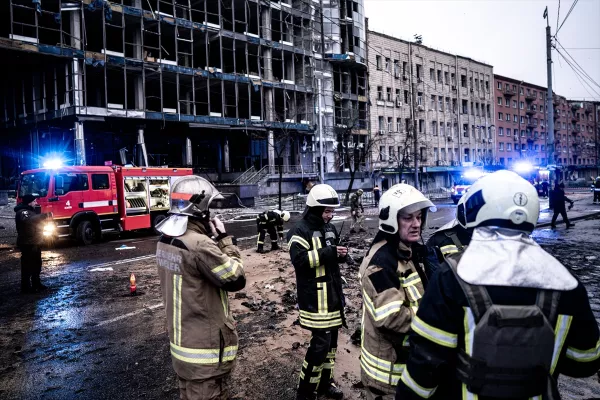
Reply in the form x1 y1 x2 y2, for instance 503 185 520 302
231 166 257 184
273 165 316 175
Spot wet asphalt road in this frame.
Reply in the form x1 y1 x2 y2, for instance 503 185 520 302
0 199 599 399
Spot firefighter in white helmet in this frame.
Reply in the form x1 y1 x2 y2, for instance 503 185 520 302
256 209 291 253
397 170 600 399
288 184 347 400
358 184 436 399
155 176 246 400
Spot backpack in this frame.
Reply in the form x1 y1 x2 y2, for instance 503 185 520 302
446 256 560 398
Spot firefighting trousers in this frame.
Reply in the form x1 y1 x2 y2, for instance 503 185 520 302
594 191 600 202
20 245 42 289
551 208 571 226
350 212 365 231
178 376 230 400
257 223 279 250
298 329 338 395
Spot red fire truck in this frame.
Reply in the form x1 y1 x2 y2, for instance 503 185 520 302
17 165 193 245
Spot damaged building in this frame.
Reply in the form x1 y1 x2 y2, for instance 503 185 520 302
0 0 368 192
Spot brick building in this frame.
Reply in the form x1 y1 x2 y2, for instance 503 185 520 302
367 31 495 188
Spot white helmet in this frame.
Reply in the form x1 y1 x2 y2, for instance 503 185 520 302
306 184 340 208
356 188 364 196
456 170 539 233
378 184 437 234
274 210 291 222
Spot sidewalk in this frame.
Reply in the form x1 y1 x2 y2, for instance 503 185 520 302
537 192 600 228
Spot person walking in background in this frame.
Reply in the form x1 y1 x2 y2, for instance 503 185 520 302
373 185 381 207
15 194 53 294
349 189 365 234
551 182 575 229
593 176 600 204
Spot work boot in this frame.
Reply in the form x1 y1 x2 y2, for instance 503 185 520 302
257 246 265 254
296 390 317 400
349 229 356 234
33 283 48 292
550 225 556 229
359 227 367 233
271 243 280 251
566 223 575 229
317 381 344 399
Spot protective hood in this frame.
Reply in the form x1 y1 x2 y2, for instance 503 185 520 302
457 227 577 291
155 214 189 237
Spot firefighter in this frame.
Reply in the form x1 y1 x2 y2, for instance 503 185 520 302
155 176 246 400
396 170 600 400
551 181 575 229
425 195 472 279
593 176 600 204
15 194 53 293
256 209 291 253
373 185 381 207
288 184 347 400
350 188 365 234
358 184 436 399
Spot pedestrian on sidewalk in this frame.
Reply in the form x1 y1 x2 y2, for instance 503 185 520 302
593 176 600 204
288 184 347 400
551 182 575 229
155 176 246 400
542 179 549 198
358 184 436 399
373 185 381 207
14 194 53 294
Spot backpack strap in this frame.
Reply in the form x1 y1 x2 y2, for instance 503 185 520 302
535 290 561 326
446 255 493 322
444 231 464 251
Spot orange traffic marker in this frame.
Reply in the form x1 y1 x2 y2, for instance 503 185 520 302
130 273 137 295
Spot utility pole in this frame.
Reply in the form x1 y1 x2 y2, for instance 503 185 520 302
317 78 325 183
411 81 419 189
545 6 555 178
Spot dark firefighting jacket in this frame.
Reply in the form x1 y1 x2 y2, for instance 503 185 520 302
156 219 246 381
396 252 600 400
425 223 472 279
14 203 51 247
287 212 346 331
358 233 428 394
257 210 284 239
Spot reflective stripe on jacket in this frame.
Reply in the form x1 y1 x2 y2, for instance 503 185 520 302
156 219 246 381
358 236 427 394
287 213 345 330
396 252 600 400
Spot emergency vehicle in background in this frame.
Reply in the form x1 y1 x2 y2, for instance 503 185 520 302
450 169 487 204
17 165 193 245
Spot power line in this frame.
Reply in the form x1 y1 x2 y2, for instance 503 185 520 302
555 39 600 90
556 0 579 35
555 48 600 99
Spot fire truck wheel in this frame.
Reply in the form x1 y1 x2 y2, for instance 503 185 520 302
152 214 167 235
76 220 97 245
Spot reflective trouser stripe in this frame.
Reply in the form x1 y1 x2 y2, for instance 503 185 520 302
400 369 437 398
170 343 237 364
566 339 600 362
173 274 182 346
551 314 573 374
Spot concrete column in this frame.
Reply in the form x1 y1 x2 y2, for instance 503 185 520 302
133 2 144 109
70 12 83 108
268 130 275 174
224 138 230 173
31 130 40 168
136 128 148 167
74 121 86 166
184 137 193 166
261 6 275 124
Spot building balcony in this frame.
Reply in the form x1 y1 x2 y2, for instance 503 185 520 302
503 87 516 97
553 112 560 120
526 108 536 116
584 104 593 114
572 115 580 123
526 122 536 129
571 102 581 111
525 93 537 102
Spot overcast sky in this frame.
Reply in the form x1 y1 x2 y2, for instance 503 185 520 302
365 0 600 100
